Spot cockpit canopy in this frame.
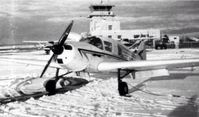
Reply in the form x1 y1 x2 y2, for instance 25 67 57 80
80 36 113 52
81 36 103 50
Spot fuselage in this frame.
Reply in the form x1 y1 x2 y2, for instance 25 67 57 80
55 36 138 72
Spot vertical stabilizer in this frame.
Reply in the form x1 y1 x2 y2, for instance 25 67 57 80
130 40 146 60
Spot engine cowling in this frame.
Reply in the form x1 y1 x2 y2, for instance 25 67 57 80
56 44 89 71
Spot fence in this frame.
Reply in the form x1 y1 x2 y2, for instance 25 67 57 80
179 42 199 48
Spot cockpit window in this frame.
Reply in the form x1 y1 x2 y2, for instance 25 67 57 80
104 41 112 52
87 36 103 50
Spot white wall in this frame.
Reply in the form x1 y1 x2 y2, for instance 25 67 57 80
90 17 120 33
91 29 161 40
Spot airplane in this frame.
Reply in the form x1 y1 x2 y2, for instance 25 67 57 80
1 20 199 96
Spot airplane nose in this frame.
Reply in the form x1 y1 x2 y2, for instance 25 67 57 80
56 45 73 64
56 44 89 71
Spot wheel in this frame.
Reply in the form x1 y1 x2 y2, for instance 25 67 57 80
44 80 56 95
163 44 167 49
118 82 128 96
160 45 163 49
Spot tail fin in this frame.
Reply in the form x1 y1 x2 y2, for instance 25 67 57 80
130 40 146 60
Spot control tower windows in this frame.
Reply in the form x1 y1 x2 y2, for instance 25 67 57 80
134 34 140 39
118 35 121 39
108 25 112 30
108 35 112 38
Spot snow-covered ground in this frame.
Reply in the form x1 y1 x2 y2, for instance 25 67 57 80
0 49 199 117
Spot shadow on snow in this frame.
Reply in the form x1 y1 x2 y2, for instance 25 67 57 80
168 95 199 117
0 77 89 104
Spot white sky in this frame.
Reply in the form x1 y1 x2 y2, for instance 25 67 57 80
0 0 199 44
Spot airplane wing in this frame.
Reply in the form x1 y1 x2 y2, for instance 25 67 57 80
98 59 199 71
0 56 63 69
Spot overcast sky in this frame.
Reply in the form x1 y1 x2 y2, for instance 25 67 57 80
0 0 199 44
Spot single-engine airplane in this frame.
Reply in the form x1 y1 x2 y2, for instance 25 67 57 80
2 21 199 96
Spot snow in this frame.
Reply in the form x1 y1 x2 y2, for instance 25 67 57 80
0 49 199 117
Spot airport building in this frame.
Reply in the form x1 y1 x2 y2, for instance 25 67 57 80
88 3 161 41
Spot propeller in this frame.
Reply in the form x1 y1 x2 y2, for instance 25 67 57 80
52 20 74 55
40 54 56 78
40 20 74 78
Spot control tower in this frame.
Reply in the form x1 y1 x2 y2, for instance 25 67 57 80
88 1 160 41
88 2 121 37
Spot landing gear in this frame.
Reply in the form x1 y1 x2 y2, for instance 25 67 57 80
44 68 62 95
44 68 60 95
117 69 133 96
44 70 73 95
118 81 128 96
44 79 57 95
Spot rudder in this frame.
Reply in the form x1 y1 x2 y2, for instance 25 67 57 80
130 40 147 60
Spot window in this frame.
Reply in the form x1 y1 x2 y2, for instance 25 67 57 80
88 36 103 50
118 35 121 39
108 25 112 30
108 35 112 38
104 41 112 52
141 34 146 38
123 39 129 42
134 35 140 38
118 45 122 56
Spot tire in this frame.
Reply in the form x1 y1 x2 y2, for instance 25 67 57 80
163 44 167 49
118 82 128 96
160 45 163 49
155 46 158 49
44 80 56 95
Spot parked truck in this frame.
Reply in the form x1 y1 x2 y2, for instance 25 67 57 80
155 35 175 49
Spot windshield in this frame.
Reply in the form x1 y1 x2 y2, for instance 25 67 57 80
82 36 103 50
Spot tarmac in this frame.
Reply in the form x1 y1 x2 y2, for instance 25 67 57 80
0 49 198 117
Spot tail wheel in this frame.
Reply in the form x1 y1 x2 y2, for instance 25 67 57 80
118 82 128 96
44 80 56 95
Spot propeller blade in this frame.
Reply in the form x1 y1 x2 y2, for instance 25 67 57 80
40 21 73 78
40 54 56 78
58 20 74 46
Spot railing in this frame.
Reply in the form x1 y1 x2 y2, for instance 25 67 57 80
179 42 199 48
